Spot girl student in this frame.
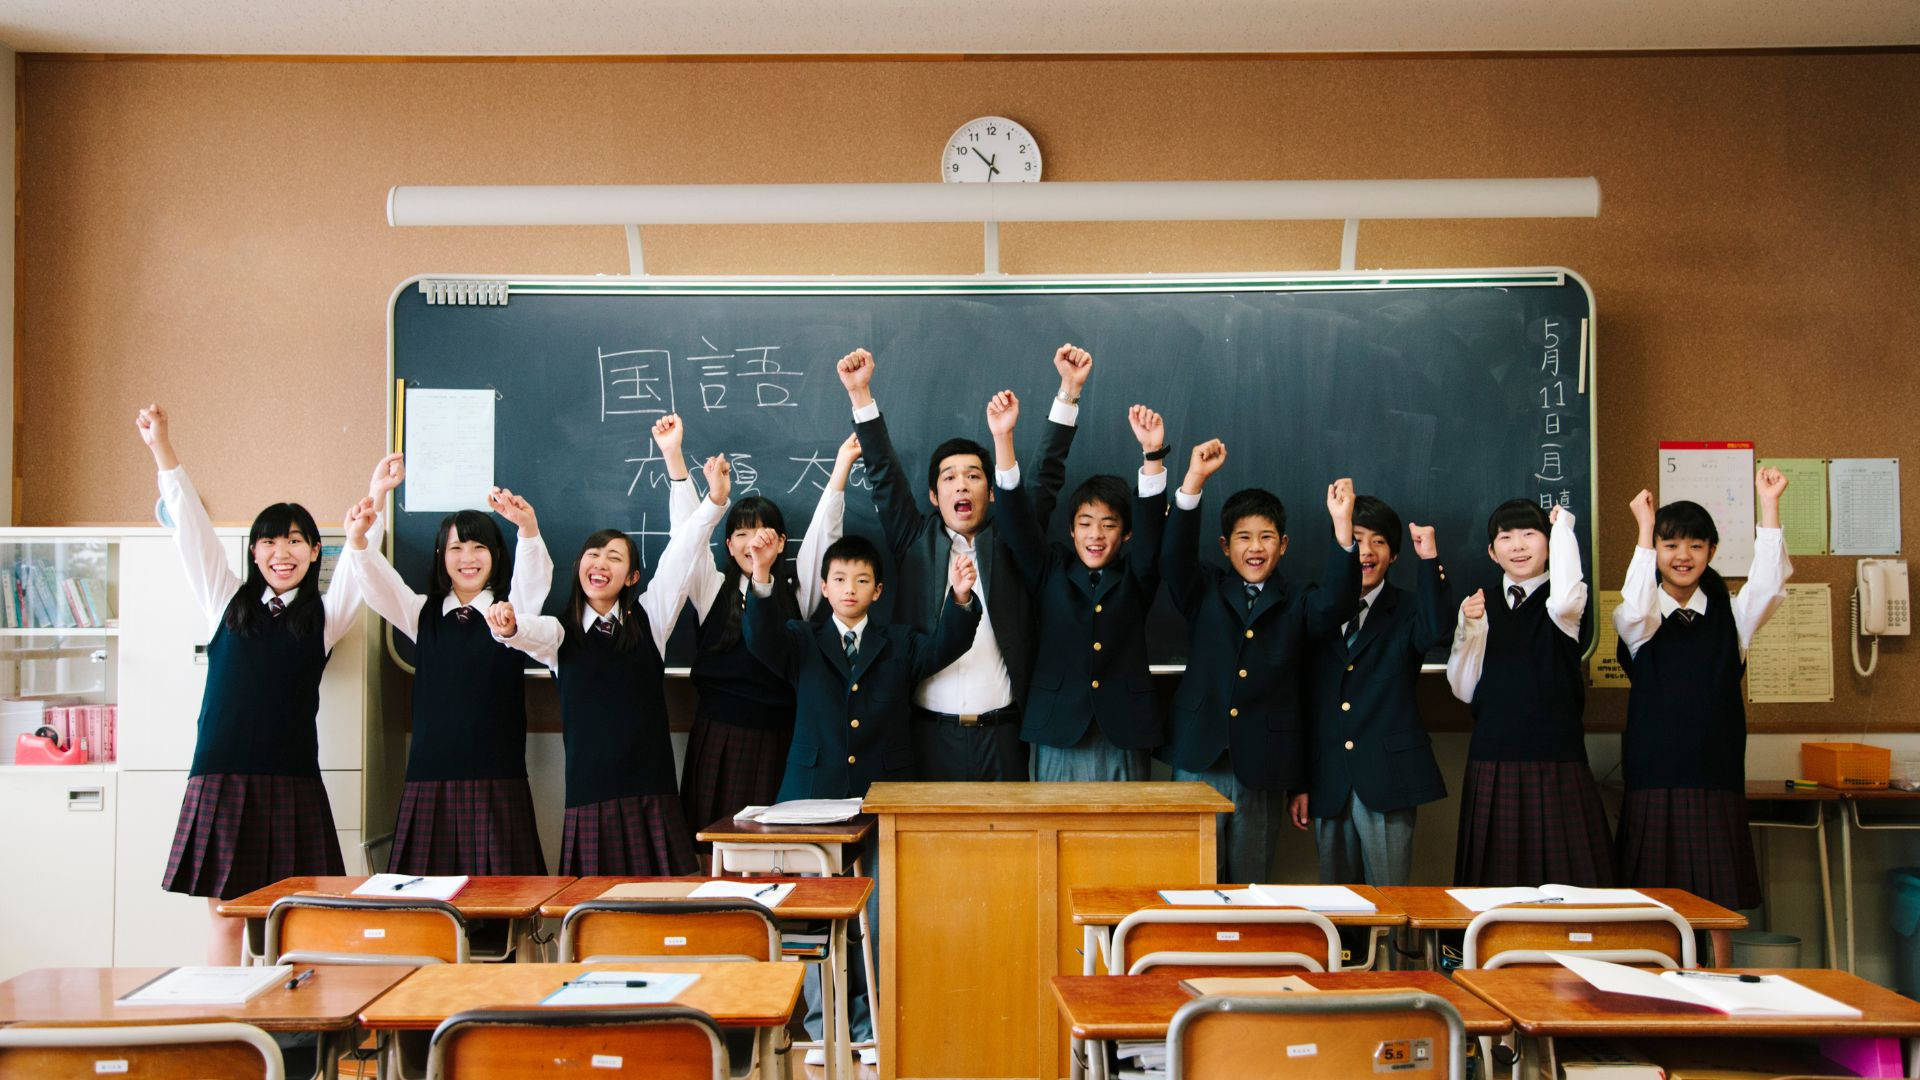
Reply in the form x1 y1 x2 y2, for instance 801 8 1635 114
653 414 858 840
341 454 553 876
482 449 733 875
138 404 382 964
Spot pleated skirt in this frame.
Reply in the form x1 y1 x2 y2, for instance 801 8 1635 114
388 777 548 876
679 715 790 847
1454 759 1615 888
559 793 697 876
162 773 345 901
1616 786 1762 910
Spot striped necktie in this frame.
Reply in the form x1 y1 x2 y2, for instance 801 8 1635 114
1346 598 1369 649
1507 584 1525 609
1244 583 1259 613
842 629 858 661
267 596 286 617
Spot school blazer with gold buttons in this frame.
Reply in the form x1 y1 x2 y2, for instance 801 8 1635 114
1304 556 1451 818
1159 501 1362 792
744 586 981 801
996 477 1168 751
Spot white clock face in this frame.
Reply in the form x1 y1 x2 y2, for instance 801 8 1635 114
941 116 1041 183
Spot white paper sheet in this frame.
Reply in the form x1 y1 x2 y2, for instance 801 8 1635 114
1446 885 1666 912
1157 888 1255 906
1748 583 1834 703
352 874 469 901
118 965 293 1006
1659 442 1755 576
1246 884 1376 912
686 880 797 909
737 797 863 824
403 387 495 512
1829 457 1902 555
1552 953 1860 1017
539 971 699 1007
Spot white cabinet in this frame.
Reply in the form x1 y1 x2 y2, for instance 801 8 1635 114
113 769 209 967
0 768 116 979
115 535 214 770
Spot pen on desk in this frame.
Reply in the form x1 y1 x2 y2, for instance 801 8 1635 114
566 978 649 988
391 876 425 892
752 883 779 898
1213 889 1232 904
1673 970 1763 983
285 968 315 991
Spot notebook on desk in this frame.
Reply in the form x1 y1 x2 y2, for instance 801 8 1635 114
1552 953 1862 1018
353 874 469 901
118 965 293 1006
1448 885 1667 912
1156 884 1376 912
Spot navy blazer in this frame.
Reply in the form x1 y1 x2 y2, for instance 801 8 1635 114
1304 555 1452 817
1159 499 1361 792
744 585 980 801
997 477 1167 751
855 410 1074 708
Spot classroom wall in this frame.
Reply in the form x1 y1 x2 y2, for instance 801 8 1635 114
1 45 14 525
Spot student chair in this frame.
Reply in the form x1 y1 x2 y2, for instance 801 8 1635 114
263 894 471 966
1107 908 1344 977
425 1006 728 1080
0 1020 285 1079
1165 991 1466 1080
557 899 781 964
1461 904 1697 970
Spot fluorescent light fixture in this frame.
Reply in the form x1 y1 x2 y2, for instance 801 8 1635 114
386 179 1599 227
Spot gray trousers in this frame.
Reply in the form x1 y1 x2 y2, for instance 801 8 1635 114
1173 756 1277 883
1313 790 1418 887
802 844 877 1042
1033 726 1151 782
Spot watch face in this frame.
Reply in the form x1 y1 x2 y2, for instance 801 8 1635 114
941 116 1042 183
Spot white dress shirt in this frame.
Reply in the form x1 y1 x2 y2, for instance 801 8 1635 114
1613 527 1791 660
669 475 842 622
345 528 552 642
157 466 364 653
493 494 726 672
1446 508 1589 703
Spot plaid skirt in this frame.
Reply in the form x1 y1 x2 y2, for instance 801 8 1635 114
389 777 548 876
1455 759 1615 888
1616 786 1762 910
560 793 697 877
679 715 790 849
162 773 345 901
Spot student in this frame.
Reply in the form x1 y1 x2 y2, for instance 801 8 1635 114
991 393 1169 781
138 404 375 964
483 453 730 876
654 414 853 841
839 344 1086 782
1301 496 1452 887
742 531 981 1066
1446 500 1611 887
342 456 552 876
1612 470 1791 910
1160 439 1361 883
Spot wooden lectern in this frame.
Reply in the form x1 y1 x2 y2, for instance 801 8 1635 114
865 781 1231 1080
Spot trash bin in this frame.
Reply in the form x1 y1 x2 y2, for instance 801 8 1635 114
1889 867 1920 997
1728 930 1802 968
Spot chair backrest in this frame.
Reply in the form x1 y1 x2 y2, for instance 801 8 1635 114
1167 990 1466 1080
1110 908 1343 976
265 893 470 965
426 1005 727 1080
0 1020 285 1080
558 899 781 964
1462 905 1697 970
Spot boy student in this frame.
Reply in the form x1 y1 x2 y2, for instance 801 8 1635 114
1612 470 1791 910
1446 500 1611 888
990 391 1171 780
1302 496 1452 887
1160 439 1361 883
839 344 1088 781
742 532 982 1064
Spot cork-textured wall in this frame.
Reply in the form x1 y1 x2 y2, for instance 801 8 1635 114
17 52 1919 731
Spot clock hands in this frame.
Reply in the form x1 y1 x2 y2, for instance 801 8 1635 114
968 146 1001 177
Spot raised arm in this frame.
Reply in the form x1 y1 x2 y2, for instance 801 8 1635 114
911 553 984 680
139 405 243 628
844 348 926 558
1161 439 1226 616
1128 405 1170 589
636 453 730 656
653 415 727 620
1445 589 1488 702
743 529 807 680
1731 466 1794 655
1544 505 1590 642
1026 344 1091 529
1613 489 1663 659
488 486 553 616
1301 479 1363 638
485 601 563 673
340 496 429 641
987 391 1050 583
792 432 859 618
1404 523 1453 653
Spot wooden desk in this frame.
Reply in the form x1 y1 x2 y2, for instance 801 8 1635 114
1375 886 1747 970
1068 884 1407 973
1052 970 1510 1080
1747 779 1843 969
218 875 576 964
1453 965 1920 1076
865 781 1231 1080
695 814 875 875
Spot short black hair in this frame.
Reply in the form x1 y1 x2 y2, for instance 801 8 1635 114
822 535 886 587
1486 498 1550 544
1220 488 1286 539
1654 499 1719 545
1352 495 1403 557
1067 475 1133 534
926 437 991 493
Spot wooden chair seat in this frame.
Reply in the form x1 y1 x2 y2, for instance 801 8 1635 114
1167 990 1465 1080
558 899 781 964
1111 907 1343 976
0 1020 285 1080
265 894 471 966
426 1006 726 1080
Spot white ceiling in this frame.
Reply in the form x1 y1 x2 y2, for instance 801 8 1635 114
1 0 1916 55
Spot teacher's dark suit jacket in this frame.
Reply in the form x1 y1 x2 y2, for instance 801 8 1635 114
1304 555 1452 818
1159 498 1361 792
855 409 1075 708
997 476 1167 751
744 585 980 801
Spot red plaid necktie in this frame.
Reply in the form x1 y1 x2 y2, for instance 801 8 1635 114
267 596 286 617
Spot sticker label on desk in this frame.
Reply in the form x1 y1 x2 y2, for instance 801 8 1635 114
364 928 386 939
1568 932 1593 942
93 1062 129 1075
1288 1044 1317 1057
664 936 687 946
591 1055 623 1069
1374 1037 1434 1071
1216 931 1240 941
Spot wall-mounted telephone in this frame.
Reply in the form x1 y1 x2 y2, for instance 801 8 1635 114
1852 558 1910 676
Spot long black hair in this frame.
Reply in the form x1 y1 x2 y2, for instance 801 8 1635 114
221 502 326 639
701 496 800 654
425 510 512 612
564 529 648 653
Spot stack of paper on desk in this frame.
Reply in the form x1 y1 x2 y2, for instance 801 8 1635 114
1447 885 1667 912
687 880 796 909
733 798 863 824
352 874 469 901
1179 975 1318 995
118 965 293 1006
1156 884 1376 912
1552 953 1862 1017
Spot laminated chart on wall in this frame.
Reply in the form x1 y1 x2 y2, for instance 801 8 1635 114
1829 458 1901 556
1748 583 1834 704
1588 589 1631 688
402 387 496 512
1758 458 1829 556
1658 441 1754 576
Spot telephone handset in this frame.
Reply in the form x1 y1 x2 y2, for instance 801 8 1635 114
1852 558 1910 676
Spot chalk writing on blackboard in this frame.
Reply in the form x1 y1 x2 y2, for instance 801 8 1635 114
599 348 673 419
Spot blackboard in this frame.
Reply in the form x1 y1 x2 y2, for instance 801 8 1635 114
386 270 1596 671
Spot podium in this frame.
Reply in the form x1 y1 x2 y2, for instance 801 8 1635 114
864 781 1231 1080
